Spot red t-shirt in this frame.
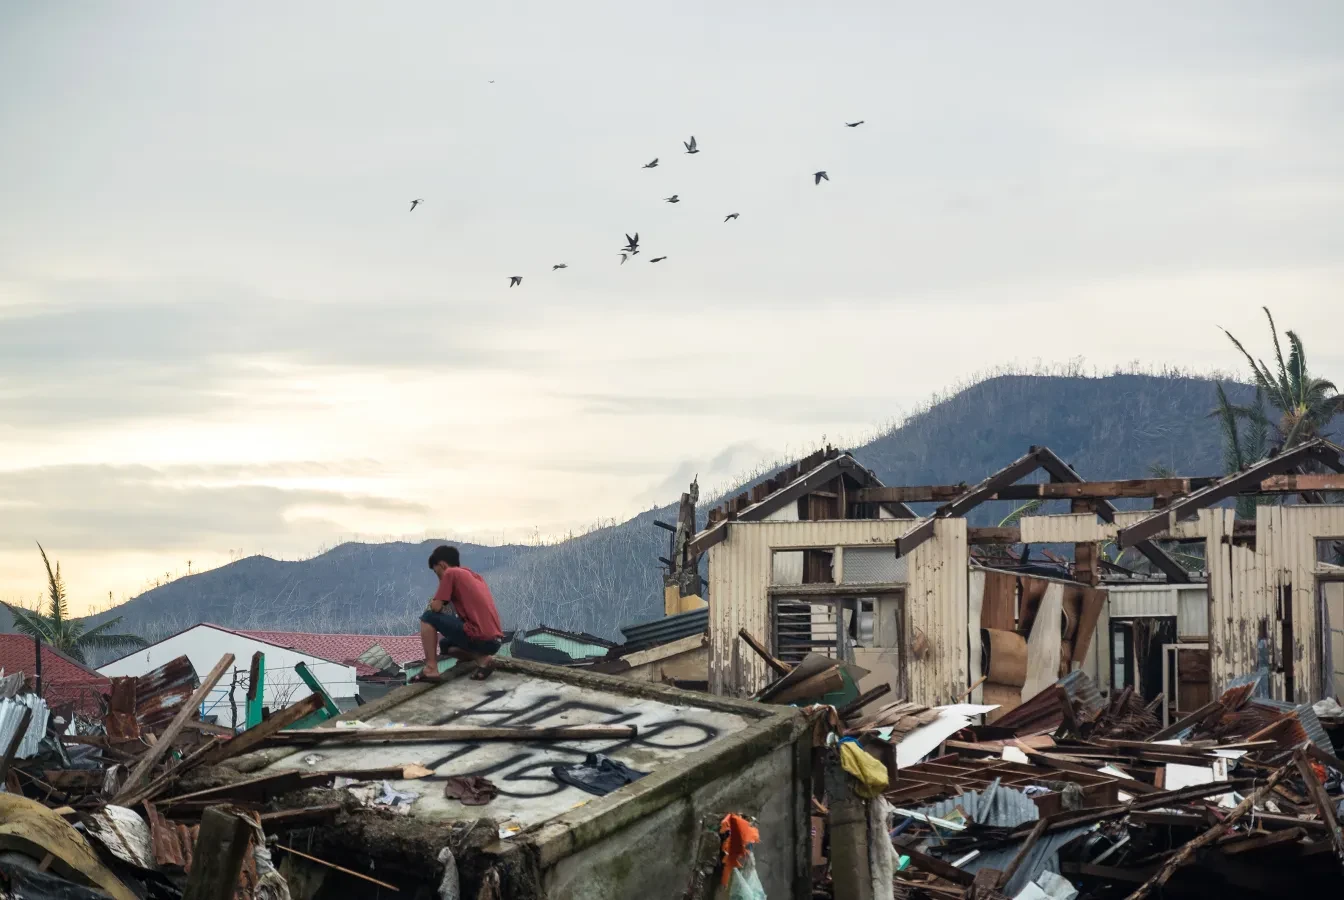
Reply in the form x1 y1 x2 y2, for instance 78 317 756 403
433 566 503 641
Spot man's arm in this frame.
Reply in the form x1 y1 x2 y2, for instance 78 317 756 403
429 569 455 613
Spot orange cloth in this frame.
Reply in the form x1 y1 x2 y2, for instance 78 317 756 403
720 814 760 886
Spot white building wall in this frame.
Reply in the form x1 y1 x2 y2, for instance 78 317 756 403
98 625 358 730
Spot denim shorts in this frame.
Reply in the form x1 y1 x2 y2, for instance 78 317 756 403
420 609 502 655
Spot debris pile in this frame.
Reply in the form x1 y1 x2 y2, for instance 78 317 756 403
806 675 1344 899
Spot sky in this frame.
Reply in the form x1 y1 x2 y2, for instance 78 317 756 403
1 2 1341 613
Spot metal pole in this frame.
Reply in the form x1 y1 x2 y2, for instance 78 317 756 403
33 634 42 698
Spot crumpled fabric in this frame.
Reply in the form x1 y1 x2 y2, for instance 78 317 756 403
720 814 760 886
839 741 889 798
444 775 499 807
552 753 647 796
868 797 896 899
728 853 767 899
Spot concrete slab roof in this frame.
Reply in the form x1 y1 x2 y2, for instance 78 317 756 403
255 657 800 836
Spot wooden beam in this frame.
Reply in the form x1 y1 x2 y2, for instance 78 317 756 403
116 653 235 804
968 527 1021 545
1118 440 1331 548
182 806 253 900
264 724 638 745
1261 473 1344 492
737 628 792 676
899 448 1050 557
1033 447 1191 583
892 840 974 886
1146 700 1223 741
998 817 1049 890
198 693 323 767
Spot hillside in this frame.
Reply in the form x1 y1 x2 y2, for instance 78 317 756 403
71 372 1251 655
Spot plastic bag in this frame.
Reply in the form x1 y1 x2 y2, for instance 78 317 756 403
728 853 767 900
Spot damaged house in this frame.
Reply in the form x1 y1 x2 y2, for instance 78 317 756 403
686 440 1344 724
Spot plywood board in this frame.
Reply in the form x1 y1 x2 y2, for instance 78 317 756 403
1021 583 1064 703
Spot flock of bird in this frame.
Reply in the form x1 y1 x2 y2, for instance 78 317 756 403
409 122 865 287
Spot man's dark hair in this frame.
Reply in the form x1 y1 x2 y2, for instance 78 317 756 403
428 545 460 569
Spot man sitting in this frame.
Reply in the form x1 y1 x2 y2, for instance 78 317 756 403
416 545 504 682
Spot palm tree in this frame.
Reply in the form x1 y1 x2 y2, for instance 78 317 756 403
4 544 148 665
1221 307 1342 449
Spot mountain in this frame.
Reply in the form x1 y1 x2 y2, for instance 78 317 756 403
67 372 1252 657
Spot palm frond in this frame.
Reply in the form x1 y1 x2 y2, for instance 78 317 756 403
1221 327 1284 409
1286 329 1307 405
36 542 68 623
1245 386 1271 460
76 617 148 652
3 602 57 643
999 498 1045 528
1262 306 1293 403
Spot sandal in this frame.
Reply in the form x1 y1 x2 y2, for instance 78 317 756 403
412 671 445 684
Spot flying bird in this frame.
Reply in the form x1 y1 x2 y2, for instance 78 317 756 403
724 213 739 222
845 121 864 127
619 253 629 264
552 263 568 270
643 158 659 169
509 276 522 287
409 199 424 211
650 256 667 263
683 136 698 154
624 232 639 250
664 195 680 203
814 171 829 185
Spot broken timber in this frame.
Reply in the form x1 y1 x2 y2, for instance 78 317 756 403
199 692 323 767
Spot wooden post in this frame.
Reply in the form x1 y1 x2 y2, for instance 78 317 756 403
0 706 34 787
825 756 872 900
182 806 253 900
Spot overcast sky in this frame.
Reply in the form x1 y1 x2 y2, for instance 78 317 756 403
1 2 1341 612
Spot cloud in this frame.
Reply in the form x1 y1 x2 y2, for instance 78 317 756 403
0 463 427 551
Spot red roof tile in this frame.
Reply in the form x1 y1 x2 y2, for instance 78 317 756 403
0 634 110 714
234 629 424 671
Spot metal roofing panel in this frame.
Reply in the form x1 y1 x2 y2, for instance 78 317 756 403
1249 698 1332 753
620 607 709 649
915 779 1039 829
947 825 1091 896
0 695 48 759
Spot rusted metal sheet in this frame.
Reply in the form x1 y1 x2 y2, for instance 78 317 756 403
134 656 198 734
707 519 920 696
105 677 138 740
145 801 195 870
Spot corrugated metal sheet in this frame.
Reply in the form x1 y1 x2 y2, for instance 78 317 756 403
708 519 921 696
1251 698 1332 753
1107 585 1209 640
0 695 49 759
1108 585 1179 619
620 607 709 648
908 518 970 706
948 825 1091 896
521 633 611 659
134 656 198 733
1207 505 1344 701
916 779 1039 828
1019 511 1213 544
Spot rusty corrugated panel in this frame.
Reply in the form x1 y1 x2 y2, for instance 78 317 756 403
135 656 198 733
105 676 139 740
145 801 195 870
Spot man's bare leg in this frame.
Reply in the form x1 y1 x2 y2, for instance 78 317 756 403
418 621 445 681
